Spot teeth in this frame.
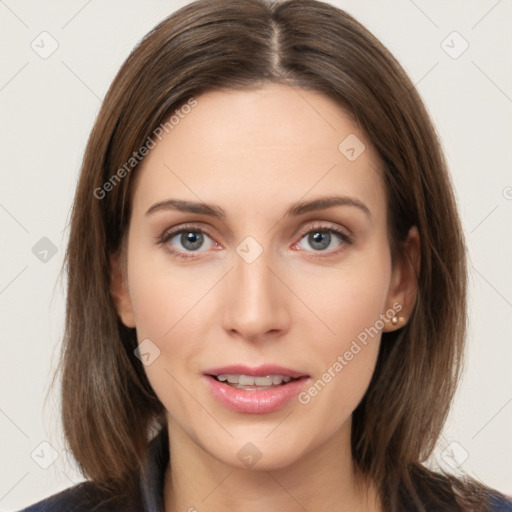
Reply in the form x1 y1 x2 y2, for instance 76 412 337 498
215 374 293 386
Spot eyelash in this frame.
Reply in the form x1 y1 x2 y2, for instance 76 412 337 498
158 222 353 260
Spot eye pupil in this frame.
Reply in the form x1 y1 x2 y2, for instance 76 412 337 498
182 231 203 250
309 231 330 251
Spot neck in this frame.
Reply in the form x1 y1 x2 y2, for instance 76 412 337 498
163 418 382 512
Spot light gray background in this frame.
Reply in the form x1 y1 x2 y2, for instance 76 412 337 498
1 0 511 509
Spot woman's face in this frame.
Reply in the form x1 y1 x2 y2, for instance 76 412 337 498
112 83 416 470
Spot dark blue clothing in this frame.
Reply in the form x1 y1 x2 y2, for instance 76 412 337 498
491 495 512 512
18 428 512 511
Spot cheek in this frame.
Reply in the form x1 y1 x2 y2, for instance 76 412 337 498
125 261 212 420
124 243 226 407
311 273 389 341
293 246 392 352
125 239 220 340
291 250 391 416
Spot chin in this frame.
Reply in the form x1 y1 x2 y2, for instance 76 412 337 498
209 432 312 473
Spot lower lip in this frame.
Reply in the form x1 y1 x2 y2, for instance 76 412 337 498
204 375 309 414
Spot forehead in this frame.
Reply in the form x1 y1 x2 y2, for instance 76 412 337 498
132 83 385 218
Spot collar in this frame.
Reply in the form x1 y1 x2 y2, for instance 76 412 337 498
139 427 169 512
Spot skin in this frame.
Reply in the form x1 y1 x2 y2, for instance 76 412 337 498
110 83 420 512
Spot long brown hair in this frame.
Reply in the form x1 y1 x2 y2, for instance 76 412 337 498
59 0 501 510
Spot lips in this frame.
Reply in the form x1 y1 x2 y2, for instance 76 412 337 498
203 364 310 414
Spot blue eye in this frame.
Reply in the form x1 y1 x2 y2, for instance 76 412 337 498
160 226 217 258
296 226 351 254
170 230 208 251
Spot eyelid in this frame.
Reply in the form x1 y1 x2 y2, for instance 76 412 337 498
159 222 216 243
295 221 352 242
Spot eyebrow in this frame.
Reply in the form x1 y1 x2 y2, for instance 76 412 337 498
145 195 371 219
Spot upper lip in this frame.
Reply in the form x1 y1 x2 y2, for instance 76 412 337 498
203 364 309 379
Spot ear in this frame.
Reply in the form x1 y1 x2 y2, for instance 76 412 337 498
109 251 136 328
382 226 420 332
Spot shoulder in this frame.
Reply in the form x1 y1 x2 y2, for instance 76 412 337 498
18 427 169 512
17 481 138 512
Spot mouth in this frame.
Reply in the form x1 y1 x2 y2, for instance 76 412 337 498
204 364 309 388
203 364 310 413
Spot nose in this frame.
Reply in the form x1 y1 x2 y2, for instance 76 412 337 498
222 245 290 343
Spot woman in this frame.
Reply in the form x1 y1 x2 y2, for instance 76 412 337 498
19 0 511 511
